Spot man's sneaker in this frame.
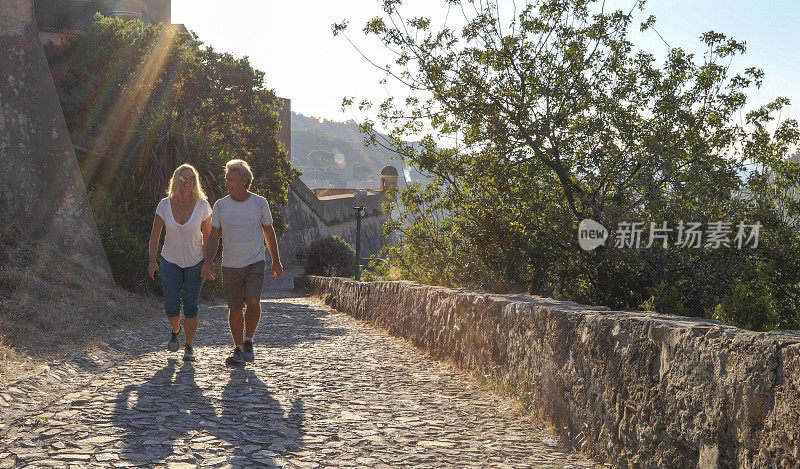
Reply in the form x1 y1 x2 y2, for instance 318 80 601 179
241 340 254 362
225 347 247 366
167 325 182 352
183 345 195 362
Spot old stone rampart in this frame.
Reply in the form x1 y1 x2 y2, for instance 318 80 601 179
278 179 390 264
0 0 111 282
297 275 800 468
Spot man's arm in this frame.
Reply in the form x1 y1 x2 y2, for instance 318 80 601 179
203 226 221 280
262 224 283 278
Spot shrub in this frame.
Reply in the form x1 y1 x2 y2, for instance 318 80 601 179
93 201 157 294
712 280 781 331
304 236 358 278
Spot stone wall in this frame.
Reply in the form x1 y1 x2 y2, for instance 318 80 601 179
278 179 390 264
296 276 800 468
0 0 112 282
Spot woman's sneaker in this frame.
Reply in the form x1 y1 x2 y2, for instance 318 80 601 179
183 345 195 362
167 325 182 352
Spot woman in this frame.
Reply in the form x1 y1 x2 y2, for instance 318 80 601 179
148 164 213 362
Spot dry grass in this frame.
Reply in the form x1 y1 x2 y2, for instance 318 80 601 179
0 231 162 385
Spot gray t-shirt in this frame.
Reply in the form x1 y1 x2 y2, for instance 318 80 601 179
211 193 273 268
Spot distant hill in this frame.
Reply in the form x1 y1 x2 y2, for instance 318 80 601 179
291 113 430 189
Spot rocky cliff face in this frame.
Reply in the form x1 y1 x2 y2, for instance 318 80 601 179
0 0 111 282
298 276 800 468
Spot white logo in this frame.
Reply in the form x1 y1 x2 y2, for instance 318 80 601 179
578 219 608 251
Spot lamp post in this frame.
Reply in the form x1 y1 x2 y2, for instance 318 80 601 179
353 189 367 280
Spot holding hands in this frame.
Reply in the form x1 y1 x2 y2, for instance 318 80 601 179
202 261 216 281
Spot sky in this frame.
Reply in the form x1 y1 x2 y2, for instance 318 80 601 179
171 0 800 128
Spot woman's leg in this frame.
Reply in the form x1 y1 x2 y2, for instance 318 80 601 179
159 257 182 332
182 260 204 346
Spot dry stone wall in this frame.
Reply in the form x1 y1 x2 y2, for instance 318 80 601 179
296 275 800 468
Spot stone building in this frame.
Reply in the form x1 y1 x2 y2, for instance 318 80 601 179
34 0 178 45
379 165 399 191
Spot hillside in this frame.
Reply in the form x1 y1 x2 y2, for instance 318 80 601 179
291 113 431 189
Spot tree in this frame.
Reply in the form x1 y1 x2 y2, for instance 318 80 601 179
337 0 800 329
45 16 300 291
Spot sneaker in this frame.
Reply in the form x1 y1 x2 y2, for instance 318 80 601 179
167 325 182 352
241 340 254 362
183 345 195 362
225 347 247 366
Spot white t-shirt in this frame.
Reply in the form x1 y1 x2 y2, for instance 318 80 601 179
211 193 274 268
155 197 213 268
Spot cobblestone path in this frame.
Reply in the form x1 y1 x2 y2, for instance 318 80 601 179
0 269 602 468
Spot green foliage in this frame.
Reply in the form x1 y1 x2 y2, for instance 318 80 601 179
91 196 155 293
304 236 358 278
712 279 781 331
44 16 300 294
341 0 800 330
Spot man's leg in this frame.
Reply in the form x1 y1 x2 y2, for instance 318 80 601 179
239 261 265 362
239 297 260 362
241 260 266 341
228 307 245 346
244 296 261 339
222 265 249 365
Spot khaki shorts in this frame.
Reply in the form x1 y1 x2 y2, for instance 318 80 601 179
222 261 265 311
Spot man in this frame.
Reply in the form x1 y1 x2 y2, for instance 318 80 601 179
203 159 283 365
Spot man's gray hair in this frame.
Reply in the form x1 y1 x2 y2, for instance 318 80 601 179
225 159 253 188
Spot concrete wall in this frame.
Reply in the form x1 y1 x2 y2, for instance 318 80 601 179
297 276 800 468
0 0 112 282
279 179 390 264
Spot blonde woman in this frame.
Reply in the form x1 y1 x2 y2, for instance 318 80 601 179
148 164 213 362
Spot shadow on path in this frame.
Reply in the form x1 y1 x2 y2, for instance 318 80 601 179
110 266 318 464
199 298 346 350
112 359 304 465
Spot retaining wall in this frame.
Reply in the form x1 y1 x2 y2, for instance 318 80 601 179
296 275 800 468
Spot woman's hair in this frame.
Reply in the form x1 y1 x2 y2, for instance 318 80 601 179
167 164 207 201
225 159 253 188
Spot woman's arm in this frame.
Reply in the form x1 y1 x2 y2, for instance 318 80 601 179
148 214 165 279
202 217 219 281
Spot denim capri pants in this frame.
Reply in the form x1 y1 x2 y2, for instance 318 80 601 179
160 257 204 319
